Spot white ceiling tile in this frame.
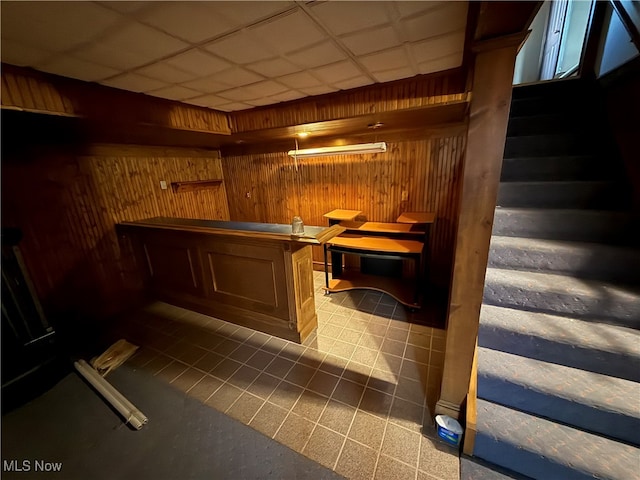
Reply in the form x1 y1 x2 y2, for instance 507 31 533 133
394 1 450 19
287 42 346 69
269 90 307 103
418 52 463 75
1 2 123 53
181 75 232 93
139 2 236 44
185 94 232 108
250 10 325 55
360 47 411 73
309 1 391 36
207 2 295 26
37 57 119 82
165 49 232 76
245 97 278 107
333 76 373 91
147 85 202 101
213 67 264 87
340 25 402 56
218 87 260 102
312 60 363 84
299 85 337 96
373 67 416 83
73 43 149 70
278 71 322 89
135 62 197 83
400 2 468 42
409 31 465 64
0 39 52 67
101 72 169 93
98 22 189 60
246 57 301 77
216 101 253 112
247 80 289 97
204 31 276 65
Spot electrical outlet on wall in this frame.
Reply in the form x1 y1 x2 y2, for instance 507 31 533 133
160 180 167 190
401 190 409 201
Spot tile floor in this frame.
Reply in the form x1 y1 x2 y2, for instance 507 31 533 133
111 271 459 480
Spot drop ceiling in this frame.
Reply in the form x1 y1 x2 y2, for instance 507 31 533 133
1 1 468 112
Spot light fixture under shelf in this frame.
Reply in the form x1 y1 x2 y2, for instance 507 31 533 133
287 142 387 158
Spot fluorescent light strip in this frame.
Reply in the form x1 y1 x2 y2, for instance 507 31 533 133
287 142 387 158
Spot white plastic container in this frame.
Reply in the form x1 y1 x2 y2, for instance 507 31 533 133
435 415 463 447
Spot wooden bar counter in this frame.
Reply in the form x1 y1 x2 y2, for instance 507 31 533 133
118 217 344 343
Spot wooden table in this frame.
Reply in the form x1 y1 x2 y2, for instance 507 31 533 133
324 234 425 308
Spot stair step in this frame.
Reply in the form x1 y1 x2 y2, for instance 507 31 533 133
460 455 531 480
492 208 639 244
488 236 640 283
482 268 640 329
504 134 593 158
500 156 608 182
507 113 589 136
474 399 640 480
511 78 592 101
479 305 640 382
477 347 640 445
497 181 628 209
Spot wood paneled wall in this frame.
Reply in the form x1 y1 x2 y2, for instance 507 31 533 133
229 68 468 132
2 143 229 320
1 64 230 135
222 136 465 286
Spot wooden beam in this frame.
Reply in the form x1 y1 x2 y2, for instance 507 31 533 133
435 32 526 420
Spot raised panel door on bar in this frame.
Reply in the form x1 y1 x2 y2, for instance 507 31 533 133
201 238 290 321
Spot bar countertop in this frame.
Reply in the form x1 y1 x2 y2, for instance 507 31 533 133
118 217 345 245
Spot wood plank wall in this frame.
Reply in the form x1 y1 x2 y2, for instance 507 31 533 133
1 64 231 135
2 143 229 320
229 68 468 132
223 136 465 286
224 68 468 287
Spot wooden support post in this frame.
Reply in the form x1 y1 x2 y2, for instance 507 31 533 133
435 33 527 420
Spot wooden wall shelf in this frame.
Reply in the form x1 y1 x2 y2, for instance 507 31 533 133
171 179 223 193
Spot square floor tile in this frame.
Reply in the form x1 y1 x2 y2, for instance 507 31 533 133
395 376 426 405
156 360 189 383
171 367 205 392
292 389 328 423
226 392 264 424
347 410 386 450
366 369 397 396
335 439 378 480
318 399 356 435
389 396 425 433
249 401 288 438
144 354 172 375
194 351 225 373
245 349 276 370
228 344 258 363
381 422 421 466
374 454 417 480
284 363 317 387
205 382 243 412
246 372 281 400
307 370 340 398
227 364 261 390
419 436 460 480
359 387 393 418
264 356 295 378
210 358 242 381
268 380 303 410
332 378 365 408
188 374 223 403
274 412 315 452
342 360 372 385
303 425 344 470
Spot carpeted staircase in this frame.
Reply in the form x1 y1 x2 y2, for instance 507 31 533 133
462 79 640 479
